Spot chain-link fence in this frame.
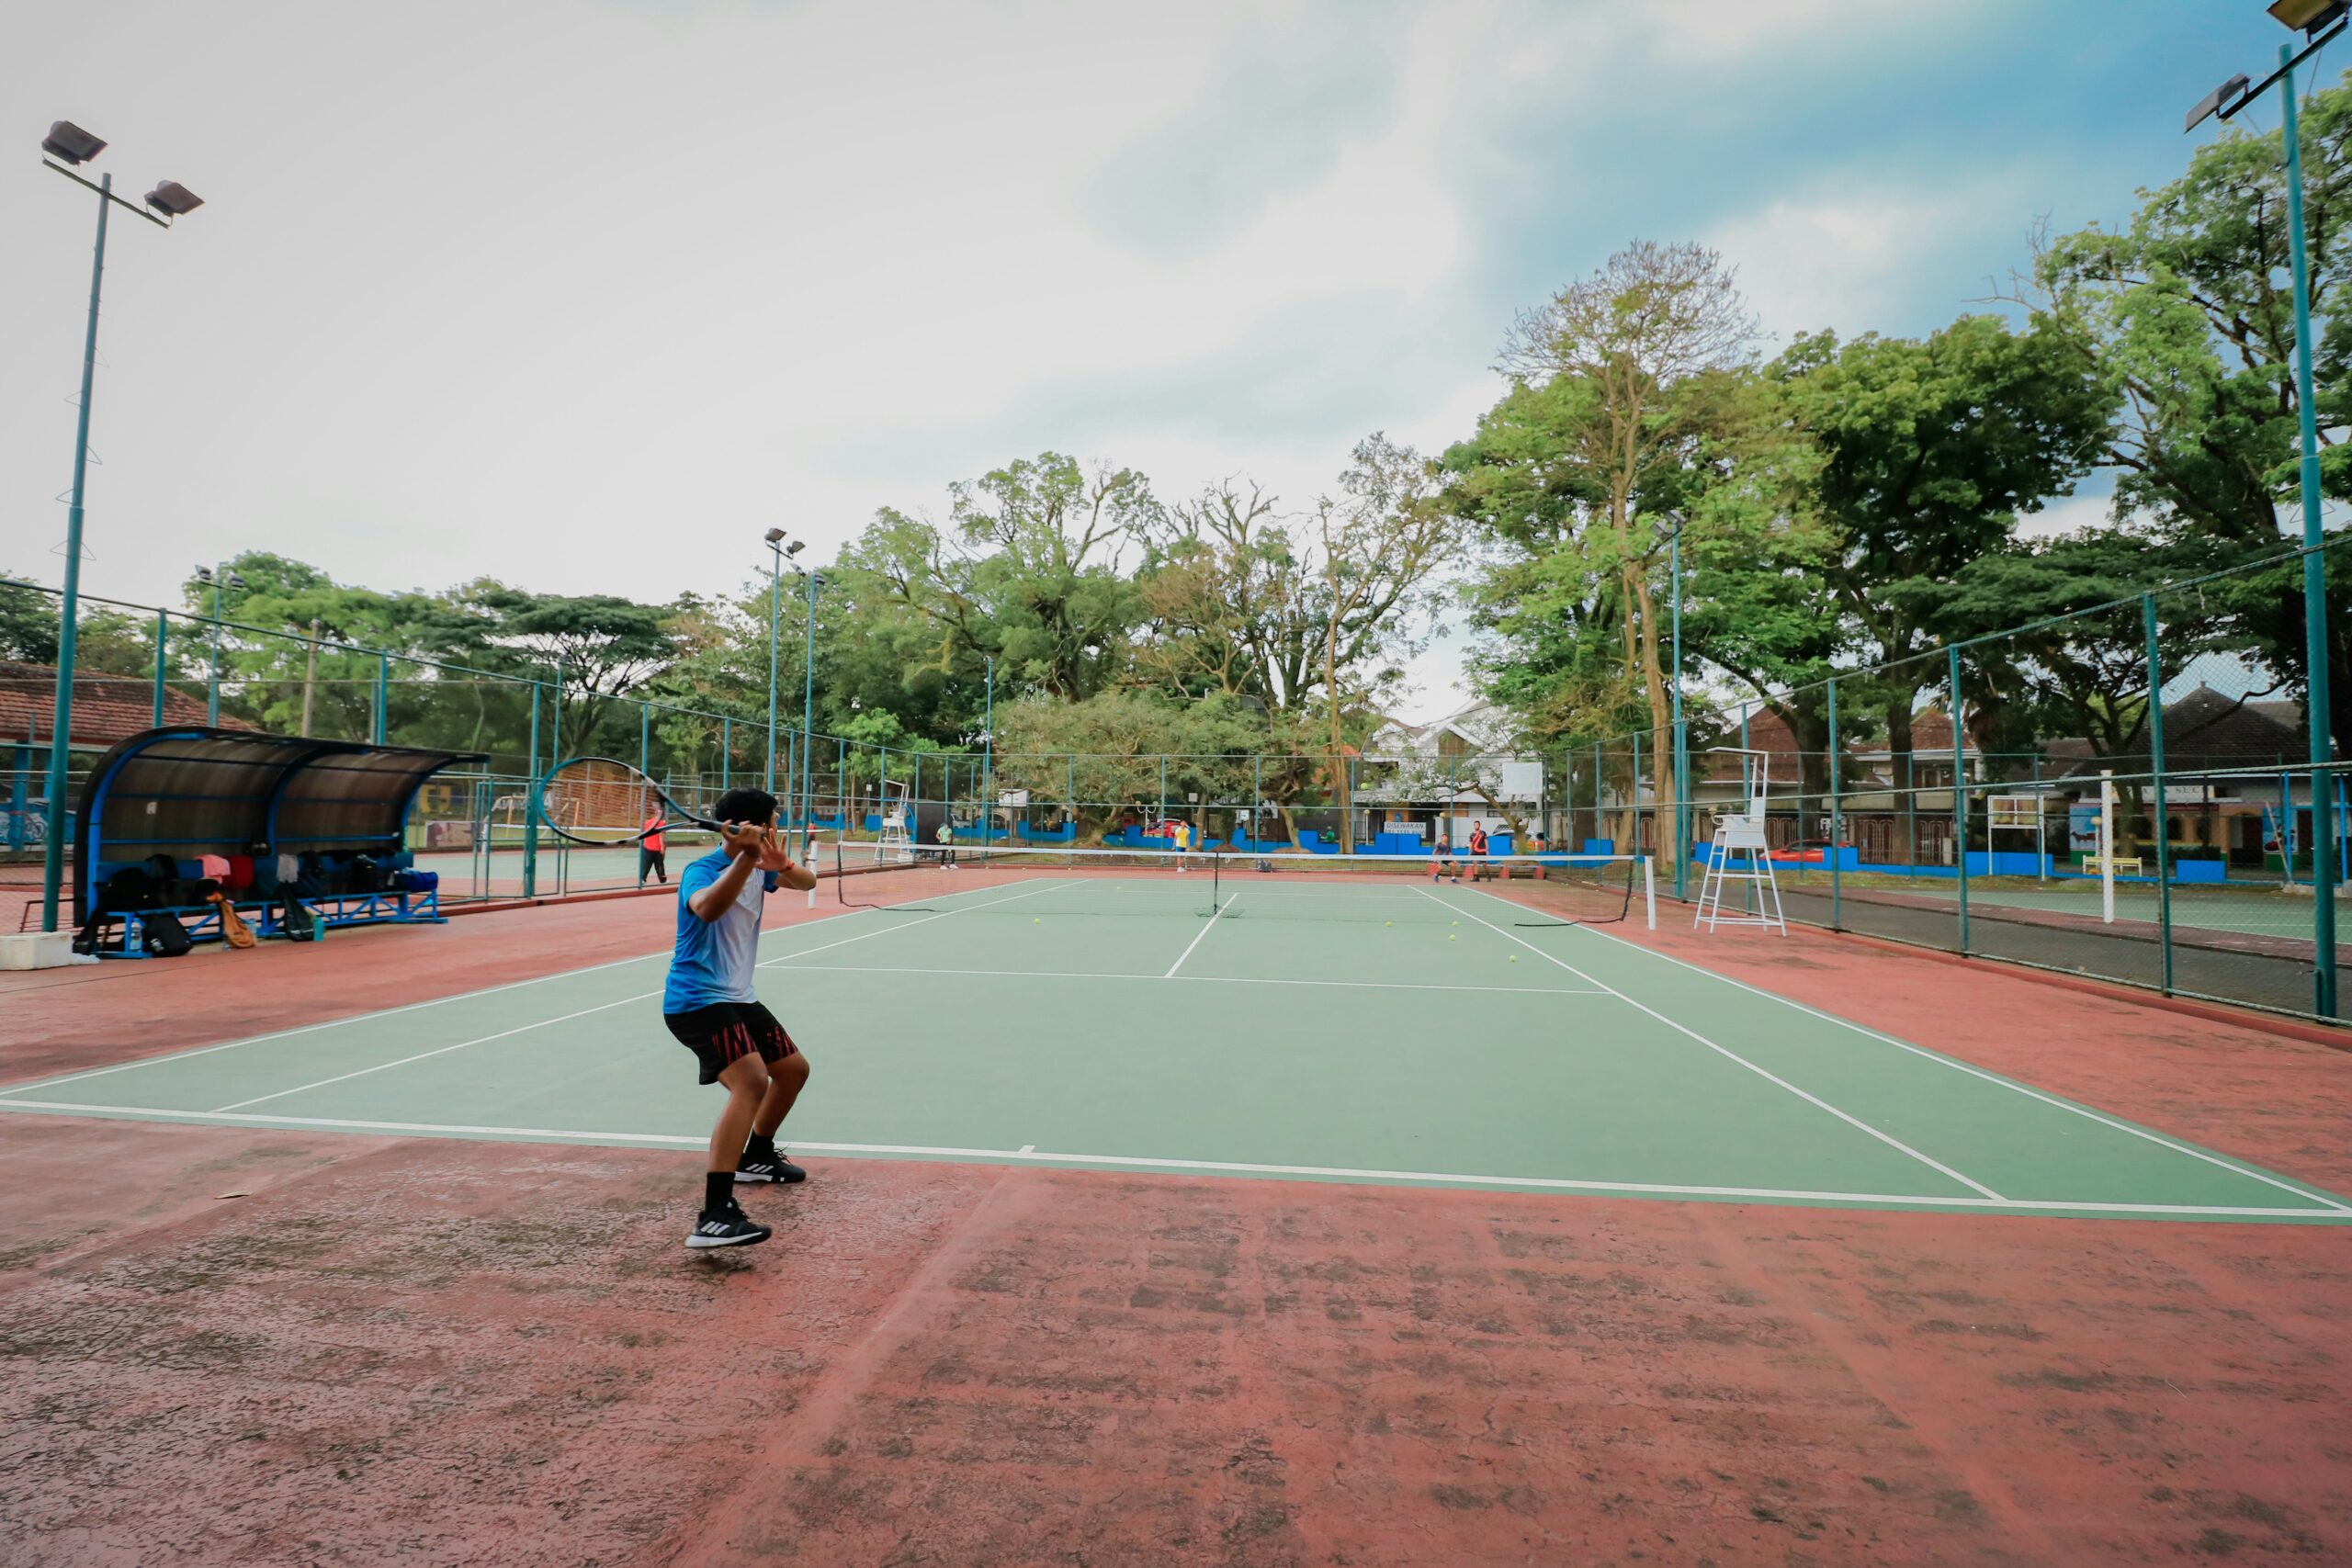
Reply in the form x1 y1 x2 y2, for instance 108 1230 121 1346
1545 539 2352 1025
16 542 2352 1022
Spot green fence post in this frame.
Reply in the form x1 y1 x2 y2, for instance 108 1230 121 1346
374 654 389 745
1252 754 1261 847
1828 679 1843 929
1905 740 1918 884
524 683 542 899
152 609 169 727
2145 595 2173 996
721 716 731 793
1951 646 1968 953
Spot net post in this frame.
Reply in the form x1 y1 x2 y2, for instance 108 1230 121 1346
1643 854 1656 930
2144 594 2173 995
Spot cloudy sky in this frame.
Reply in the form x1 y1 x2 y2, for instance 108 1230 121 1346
2 0 2282 717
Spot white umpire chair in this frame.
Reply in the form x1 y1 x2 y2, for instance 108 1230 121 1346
1694 746 1787 935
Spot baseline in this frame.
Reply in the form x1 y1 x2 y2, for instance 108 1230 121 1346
0 1099 2338 1220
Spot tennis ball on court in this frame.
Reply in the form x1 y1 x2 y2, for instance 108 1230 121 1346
1034 917 1041 923
1385 920 1393 927
1509 954 1517 963
1448 934 1456 942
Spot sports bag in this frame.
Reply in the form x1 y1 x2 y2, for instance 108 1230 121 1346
140 910 194 957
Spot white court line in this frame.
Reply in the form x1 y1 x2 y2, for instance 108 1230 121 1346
0 946 674 1100
755 880 1059 967
1163 892 1231 977
0 1099 2338 1219
1420 886 2007 1203
206 879 1063 1114
1535 903 2352 1217
213 993 659 1111
765 962 1605 997
0 874 1012 1101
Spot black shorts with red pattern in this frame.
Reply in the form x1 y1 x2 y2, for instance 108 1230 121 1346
662 999 799 1085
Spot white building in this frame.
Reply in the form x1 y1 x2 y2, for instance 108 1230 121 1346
1359 700 1546 847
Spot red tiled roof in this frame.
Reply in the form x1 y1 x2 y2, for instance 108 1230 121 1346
0 662 229 749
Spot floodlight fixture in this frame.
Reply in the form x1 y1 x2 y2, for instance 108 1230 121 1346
786 538 806 556
2187 74 2254 132
763 526 787 544
41 121 105 164
2271 0 2349 34
144 180 202 218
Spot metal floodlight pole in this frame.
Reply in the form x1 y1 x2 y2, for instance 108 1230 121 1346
982 653 996 848
763 529 790 793
199 560 244 726
36 125 199 933
151 608 168 727
37 171 107 933
2191 0 2347 1012
1669 523 1688 901
797 566 820 857
2282 48 2337 1017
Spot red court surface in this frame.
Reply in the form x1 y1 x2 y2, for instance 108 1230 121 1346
4 881 2350 1564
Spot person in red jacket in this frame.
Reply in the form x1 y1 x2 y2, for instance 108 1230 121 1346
639 807 670 887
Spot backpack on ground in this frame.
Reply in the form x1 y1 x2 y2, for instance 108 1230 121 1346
140 910 194 958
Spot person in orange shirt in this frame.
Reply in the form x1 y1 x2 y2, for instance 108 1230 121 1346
639 805 670 887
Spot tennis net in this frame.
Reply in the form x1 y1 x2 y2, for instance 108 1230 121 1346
830 840 1654 927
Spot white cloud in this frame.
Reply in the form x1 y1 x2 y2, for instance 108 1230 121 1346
1707 179 2027 346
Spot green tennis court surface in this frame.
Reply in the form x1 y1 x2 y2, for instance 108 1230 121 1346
4 872 2345 1224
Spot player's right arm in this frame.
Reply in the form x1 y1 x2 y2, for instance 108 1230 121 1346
687 822 765 921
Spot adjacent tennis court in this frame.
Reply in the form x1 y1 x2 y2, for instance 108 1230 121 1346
5 857 2343 1224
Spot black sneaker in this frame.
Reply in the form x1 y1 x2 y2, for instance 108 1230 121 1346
738 1146 808 1185
685 1202 772 1250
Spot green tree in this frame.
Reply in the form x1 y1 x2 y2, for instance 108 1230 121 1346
463 586 679 756
848 453 1157 707
0 575 62 665
1137 436 1448 840
1769 314 2112 807
1488 241 1761 855
2035 70 2352 751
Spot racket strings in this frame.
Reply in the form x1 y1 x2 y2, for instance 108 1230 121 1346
537 759 715 846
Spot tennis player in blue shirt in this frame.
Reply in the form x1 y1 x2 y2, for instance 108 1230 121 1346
664 788 818 1250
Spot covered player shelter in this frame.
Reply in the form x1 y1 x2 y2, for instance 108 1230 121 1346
73 727 486 936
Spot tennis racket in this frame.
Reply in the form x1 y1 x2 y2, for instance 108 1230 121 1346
534 756 738 848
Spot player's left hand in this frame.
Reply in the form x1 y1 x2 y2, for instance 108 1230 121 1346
753 829 797 874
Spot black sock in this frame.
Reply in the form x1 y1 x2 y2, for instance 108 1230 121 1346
745 1131 776 1158
704 1169 734 1213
